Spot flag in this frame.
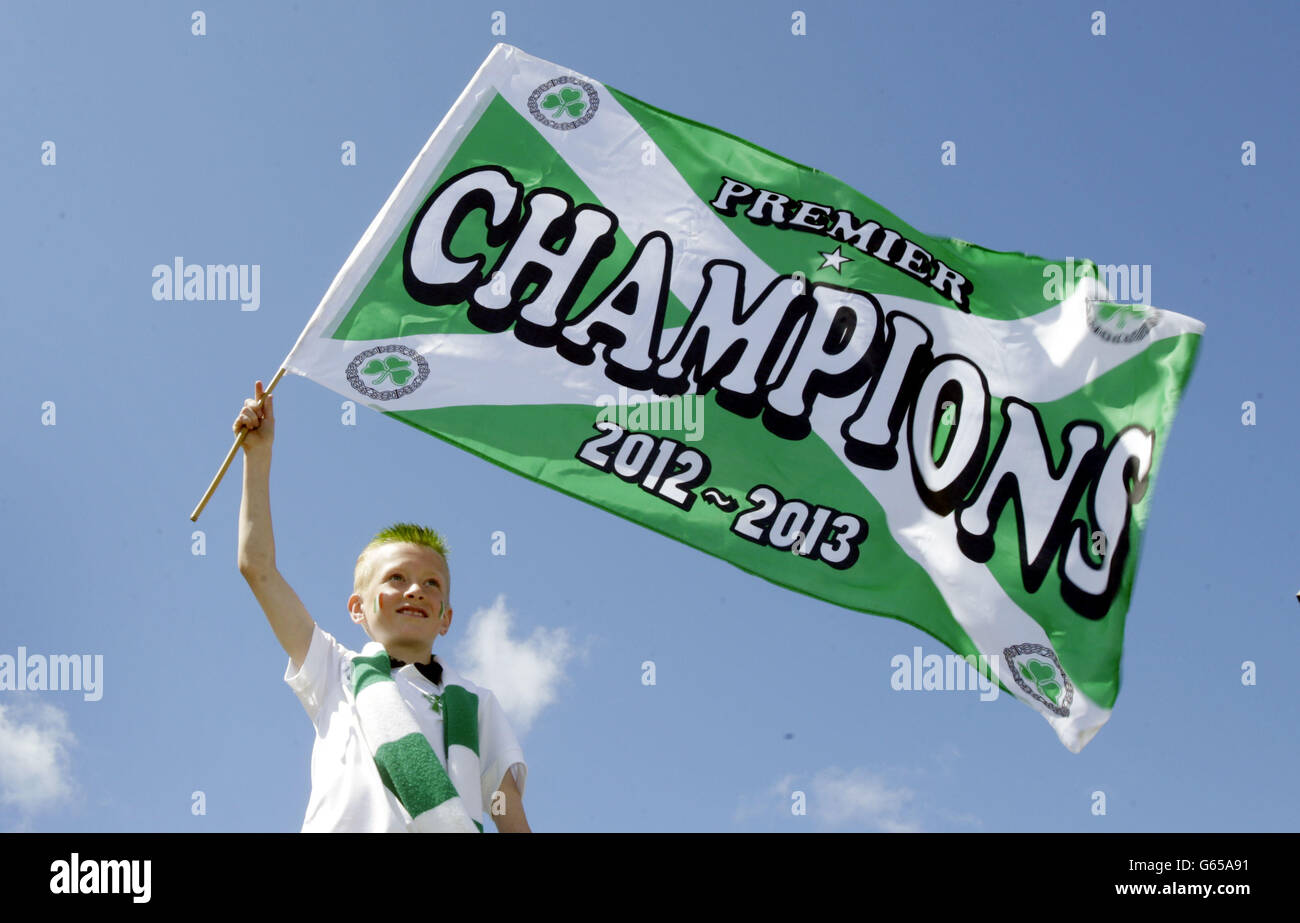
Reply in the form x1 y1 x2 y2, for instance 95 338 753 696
282 43 1204 752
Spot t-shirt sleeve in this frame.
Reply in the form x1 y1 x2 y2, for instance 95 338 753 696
478 689 527 809
284 623 346 724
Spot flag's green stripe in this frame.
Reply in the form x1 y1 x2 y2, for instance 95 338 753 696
331 91 692 342
382 398 1006 678
607 84 1079 323
973 331 1202 706
351 650 395 697
442 686 480 756
374 732 460 817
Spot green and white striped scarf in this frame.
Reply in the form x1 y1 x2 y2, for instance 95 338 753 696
347 643 483 833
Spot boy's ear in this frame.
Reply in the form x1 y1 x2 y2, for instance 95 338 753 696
348 594 374 640
439 605 453 636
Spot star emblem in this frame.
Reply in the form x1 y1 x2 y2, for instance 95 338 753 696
819 246 851 273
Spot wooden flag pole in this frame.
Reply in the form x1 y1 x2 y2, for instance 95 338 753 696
190 366 288 522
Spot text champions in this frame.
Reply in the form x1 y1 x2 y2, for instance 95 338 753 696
400 165 1154 621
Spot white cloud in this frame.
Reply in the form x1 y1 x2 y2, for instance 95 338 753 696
0 701 76 817
809 767 921 832
449 594 577 735
736 766 923 832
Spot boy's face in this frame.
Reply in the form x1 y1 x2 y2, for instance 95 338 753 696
348 543 452 655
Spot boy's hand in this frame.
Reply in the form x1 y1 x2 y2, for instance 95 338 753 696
234 380 274 453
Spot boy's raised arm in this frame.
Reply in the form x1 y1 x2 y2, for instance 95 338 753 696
235 380 315 671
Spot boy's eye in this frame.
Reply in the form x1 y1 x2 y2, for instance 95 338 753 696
387 573 438 587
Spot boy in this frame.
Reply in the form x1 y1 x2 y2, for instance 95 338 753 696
234 380 530 832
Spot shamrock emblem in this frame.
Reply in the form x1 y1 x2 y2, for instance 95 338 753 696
542 87 586 120
423 692 443 715
1019 657 1061 705
361 355 413 387
1097 302 1145 330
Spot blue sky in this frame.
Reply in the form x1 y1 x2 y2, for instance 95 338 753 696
1 0 1296 832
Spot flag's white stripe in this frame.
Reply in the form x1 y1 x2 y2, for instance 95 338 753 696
286 282 1195 415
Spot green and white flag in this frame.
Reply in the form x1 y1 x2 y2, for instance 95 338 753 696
283 44 1203 752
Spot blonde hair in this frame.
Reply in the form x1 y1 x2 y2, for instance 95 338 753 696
353 523 451 598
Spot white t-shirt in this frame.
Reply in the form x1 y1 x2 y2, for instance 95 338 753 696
285 623 527 832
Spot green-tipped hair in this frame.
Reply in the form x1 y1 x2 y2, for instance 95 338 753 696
353 522 451 596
